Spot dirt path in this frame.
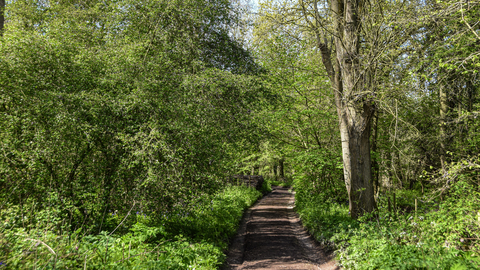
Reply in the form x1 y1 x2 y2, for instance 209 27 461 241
224 187 339 270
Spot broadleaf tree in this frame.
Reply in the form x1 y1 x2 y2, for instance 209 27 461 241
257 0 428 218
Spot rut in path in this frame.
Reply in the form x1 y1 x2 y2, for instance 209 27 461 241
224 187 339 270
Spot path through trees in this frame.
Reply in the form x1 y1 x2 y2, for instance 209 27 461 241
225 187 338 270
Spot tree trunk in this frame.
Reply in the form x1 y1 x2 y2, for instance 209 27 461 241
271 162 276 180
314 0 376 218
337 103 376 218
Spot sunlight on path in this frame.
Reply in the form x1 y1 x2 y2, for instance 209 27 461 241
225 187 339 270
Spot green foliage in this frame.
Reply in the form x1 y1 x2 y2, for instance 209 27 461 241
0 186 261 269
0 0 267 233
259 179 273 194
296 161 480 269
292 148 345 201
267 178 291 188
0 0 267 268
295 190 352 250
249 10 345 202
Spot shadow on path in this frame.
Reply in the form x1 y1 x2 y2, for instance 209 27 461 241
224 187 340 270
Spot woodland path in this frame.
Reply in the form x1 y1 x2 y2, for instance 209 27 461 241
224 187 339 270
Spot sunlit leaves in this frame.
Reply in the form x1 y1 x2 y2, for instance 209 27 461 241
0 0 265 236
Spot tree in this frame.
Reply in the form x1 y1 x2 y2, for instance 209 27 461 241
402 0 480 174
316 0 377 218
257 0 428 218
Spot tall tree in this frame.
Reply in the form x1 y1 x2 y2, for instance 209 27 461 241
319 0 377 218
257 0 422 218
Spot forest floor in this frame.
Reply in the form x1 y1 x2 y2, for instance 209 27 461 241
224 186 339 270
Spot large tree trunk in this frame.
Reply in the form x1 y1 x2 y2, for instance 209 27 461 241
314 0 376 218
337 98 376 218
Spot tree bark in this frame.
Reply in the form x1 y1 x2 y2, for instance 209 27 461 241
338 104 376 218
314 0 376 218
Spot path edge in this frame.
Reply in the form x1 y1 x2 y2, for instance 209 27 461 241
287 191 339 269
221 190 267 270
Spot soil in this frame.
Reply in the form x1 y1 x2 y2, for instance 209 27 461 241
224 186 340 270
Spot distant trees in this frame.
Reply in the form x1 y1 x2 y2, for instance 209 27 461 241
250 3 344 199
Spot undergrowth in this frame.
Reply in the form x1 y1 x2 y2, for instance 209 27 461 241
0 185 261 269
295 169 480 269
